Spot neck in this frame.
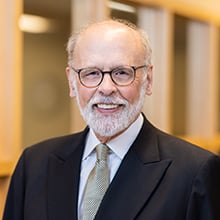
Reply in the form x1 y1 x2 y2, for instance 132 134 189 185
95 129 126 144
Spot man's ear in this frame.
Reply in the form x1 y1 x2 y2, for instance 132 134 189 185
145 65 153 95
66 67 76 98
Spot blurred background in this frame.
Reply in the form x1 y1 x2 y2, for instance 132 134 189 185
1 0 220 216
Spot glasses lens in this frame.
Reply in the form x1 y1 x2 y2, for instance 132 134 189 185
112 66 135 85
79 68 102 87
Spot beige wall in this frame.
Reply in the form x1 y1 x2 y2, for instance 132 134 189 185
0 0 22 218
0 179 10 218
129 0 220 25
22 32 71 147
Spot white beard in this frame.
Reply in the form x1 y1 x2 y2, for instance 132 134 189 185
74 83 147 137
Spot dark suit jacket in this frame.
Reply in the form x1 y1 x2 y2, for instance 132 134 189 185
3 116 220 220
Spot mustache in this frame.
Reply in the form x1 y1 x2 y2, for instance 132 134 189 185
88 94 128 106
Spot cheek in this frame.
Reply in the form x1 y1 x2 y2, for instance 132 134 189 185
119 85 142 104
76 86 96 108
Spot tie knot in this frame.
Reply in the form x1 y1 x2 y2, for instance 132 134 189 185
96 143 108 162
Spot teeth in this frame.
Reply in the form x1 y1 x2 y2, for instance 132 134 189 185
97 103 118 109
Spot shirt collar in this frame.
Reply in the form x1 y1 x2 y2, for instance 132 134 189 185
83 114 144 160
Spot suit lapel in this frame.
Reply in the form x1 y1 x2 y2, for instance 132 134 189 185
47 129 88 220
45 117 172 220
95 118 172 220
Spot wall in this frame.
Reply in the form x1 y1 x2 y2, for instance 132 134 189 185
22 32 70 147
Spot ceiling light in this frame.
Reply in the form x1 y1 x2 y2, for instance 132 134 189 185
108 1 136 13
19 14 57 33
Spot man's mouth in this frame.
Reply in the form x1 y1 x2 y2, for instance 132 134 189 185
94 103 123 113
96 103 120 109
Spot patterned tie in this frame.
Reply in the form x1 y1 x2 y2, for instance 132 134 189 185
82 143 110 220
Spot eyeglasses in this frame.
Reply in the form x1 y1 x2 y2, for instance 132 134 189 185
71 65 147 88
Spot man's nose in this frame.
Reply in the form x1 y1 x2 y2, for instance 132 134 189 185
97 73 117 95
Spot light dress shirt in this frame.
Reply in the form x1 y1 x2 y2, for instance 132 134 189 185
78 114 144 220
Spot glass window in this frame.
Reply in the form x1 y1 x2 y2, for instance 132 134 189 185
22 0 71 146
172 15 188 135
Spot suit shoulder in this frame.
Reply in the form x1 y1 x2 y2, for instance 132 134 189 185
23 129 88 161
141 116 217 162
155 128 218 163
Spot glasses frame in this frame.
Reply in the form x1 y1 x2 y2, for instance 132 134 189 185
71 65 147 88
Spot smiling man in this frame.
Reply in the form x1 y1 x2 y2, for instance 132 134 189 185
66 20 152 143
3 19 220 220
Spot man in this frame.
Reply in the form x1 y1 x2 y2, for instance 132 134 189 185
3 19 220 220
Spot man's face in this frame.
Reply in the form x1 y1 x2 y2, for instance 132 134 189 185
66 23 152 140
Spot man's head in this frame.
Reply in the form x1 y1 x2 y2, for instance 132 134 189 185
66 19 153 142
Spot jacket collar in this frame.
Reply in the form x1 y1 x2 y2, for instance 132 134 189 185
47 128 88 220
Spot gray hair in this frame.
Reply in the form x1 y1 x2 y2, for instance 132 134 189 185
66 19 152 67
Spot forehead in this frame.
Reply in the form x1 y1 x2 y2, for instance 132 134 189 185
73 22 145 67
79 21 139 40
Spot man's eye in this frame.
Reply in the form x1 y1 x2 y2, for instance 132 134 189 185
113 70 131 78
89 71 100 75
114 70 130 76
84 70 101 77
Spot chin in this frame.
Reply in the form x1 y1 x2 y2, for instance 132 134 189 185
87 113 133 137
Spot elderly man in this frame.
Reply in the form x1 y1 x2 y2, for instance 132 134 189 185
3 19 220 220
